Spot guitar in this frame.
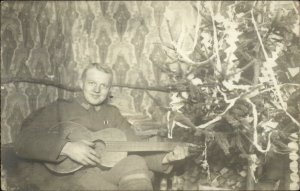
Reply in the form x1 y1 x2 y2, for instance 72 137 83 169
44 121 201 174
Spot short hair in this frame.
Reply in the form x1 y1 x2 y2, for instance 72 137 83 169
81 63 113 82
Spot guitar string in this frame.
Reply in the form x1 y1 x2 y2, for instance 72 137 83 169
50 121 194 148
103 142 178 146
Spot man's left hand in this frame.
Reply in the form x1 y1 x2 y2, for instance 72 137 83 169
162 145 189 164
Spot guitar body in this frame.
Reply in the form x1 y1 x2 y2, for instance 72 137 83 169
44 121 201 174
45 122 128 174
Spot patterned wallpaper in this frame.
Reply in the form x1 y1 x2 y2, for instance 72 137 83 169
1 1 196 144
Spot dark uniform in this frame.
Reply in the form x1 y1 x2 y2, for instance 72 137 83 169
14 94 171 190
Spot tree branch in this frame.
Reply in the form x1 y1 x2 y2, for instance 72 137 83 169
1 77 185 93
226 59 256 79
166 19 175 42
209 2 222 75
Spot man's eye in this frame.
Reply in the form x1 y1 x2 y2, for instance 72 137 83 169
100 84 108 89
88 82 96 86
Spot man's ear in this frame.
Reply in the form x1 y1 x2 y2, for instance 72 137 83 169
79 80 83 89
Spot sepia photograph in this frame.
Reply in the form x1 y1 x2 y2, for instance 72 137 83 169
1 1 299 190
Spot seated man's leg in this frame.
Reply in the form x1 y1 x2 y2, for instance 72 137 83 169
16 155 153 190
15 161 117 190
73 168 117 190
103 155 154 190
34 170 117 191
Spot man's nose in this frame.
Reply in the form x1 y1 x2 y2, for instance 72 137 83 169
93 85 101 93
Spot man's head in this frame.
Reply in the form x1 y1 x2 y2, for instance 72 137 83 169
80 63 113 105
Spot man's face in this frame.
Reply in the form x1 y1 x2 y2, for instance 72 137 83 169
81 68 112 105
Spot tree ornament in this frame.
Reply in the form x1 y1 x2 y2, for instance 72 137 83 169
288 133 299 190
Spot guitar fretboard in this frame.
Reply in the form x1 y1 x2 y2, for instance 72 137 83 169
105 141 187 152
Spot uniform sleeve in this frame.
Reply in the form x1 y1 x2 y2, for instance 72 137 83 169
14 101 68 163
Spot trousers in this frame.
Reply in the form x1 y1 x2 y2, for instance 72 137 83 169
17 155 154 190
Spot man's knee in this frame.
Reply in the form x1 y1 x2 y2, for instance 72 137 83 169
113 155 150 175
119 174 153 190
123 155 148 170
108 155 153 182
105 155 154 190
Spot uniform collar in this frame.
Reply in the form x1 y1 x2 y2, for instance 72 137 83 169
75 93 101 111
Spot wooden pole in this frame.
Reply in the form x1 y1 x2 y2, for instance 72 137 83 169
246 146 255 190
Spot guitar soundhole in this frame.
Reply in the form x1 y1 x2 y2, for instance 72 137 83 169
93 139 106 158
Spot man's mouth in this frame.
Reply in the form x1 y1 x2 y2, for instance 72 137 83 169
91 94 101 99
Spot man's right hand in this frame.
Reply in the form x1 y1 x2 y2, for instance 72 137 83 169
60 140 101 166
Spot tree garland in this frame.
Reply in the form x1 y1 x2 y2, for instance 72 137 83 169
155 1 300 190
288 133 300 190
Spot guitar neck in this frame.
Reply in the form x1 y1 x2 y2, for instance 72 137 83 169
105 141 185 152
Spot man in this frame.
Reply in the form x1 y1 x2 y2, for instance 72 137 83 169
14 63 188 190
